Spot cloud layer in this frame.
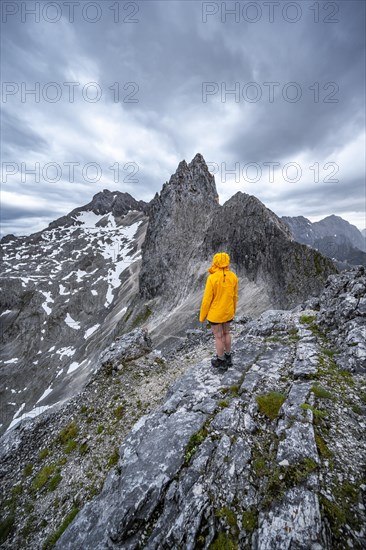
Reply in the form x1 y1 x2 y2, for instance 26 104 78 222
1 0 365 235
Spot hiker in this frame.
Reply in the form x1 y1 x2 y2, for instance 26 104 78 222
199 252 238 369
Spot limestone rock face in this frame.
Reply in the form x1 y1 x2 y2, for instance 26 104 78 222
317 266 366 372
53 269 366 550
139 153 219 302
204 192 336 307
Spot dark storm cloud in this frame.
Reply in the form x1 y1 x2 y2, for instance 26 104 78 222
219 4 365 162
262 175 365 214
1 0 365 235
1 111 48 154
0 202 59 221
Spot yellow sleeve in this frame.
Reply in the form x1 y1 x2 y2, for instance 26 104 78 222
199 277 213 322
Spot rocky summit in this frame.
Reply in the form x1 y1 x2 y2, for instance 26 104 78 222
1 267 364 549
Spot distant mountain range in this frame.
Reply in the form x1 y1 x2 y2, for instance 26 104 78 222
282 215 366 268
0 154 336 436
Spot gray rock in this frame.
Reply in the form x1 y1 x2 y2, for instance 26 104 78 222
99 328 152 371
317 266 366 372
255 488 323 550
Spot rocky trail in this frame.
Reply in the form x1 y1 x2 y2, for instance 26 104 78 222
1 268 365 549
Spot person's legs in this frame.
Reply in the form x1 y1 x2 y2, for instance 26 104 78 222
211 323 225 357
222 322 232 353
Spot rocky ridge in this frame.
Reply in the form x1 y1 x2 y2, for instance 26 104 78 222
53 268 366 550
0 328 212 549
1 268 364 549
282 215 366 267
0 192 148 437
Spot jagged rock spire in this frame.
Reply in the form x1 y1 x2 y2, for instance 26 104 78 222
139 154 220 300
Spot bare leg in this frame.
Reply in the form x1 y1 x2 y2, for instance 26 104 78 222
211 324 225 356
222 322 231 353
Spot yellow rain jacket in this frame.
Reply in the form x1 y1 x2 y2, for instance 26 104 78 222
199 252 238 324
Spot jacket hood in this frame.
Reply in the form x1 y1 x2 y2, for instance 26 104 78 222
208 252 230 273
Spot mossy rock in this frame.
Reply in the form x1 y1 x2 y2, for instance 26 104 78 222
242 508 258 532
0 513 16 545
23 463 33 477
59 421 78 443
209 531 238 550
107 447 120 468
38 448 50 461
32 464 56 492
64 439 77 454
43 507 79 549
256 392 286 420
311 385 334 400
184 426 209 465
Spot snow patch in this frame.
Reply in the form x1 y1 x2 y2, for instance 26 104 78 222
59 284 69 295
40 291 54 315
67 361 80 374
84 324 100 339
73 211 104 227
7 403 58 432
76 269 88 282
65 313 80 330
12 402 25 420
56 347 76 358
36 386 53 403
103 221 142 307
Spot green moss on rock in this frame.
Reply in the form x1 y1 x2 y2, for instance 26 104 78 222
256 392 286 420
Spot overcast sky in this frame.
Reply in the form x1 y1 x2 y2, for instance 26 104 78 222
1 0 365 236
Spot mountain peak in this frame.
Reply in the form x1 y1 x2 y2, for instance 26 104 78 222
164 154 218 200
189 152 207 167
223 191 292 239
47 191 148 231
139 154 219 300
176 159 189 173
282 214 366 260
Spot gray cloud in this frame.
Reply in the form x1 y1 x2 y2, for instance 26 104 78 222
1 111 49 154
1 0 365 235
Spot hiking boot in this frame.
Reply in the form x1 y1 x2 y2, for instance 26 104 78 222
224 352 233 367
211 356 227 370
